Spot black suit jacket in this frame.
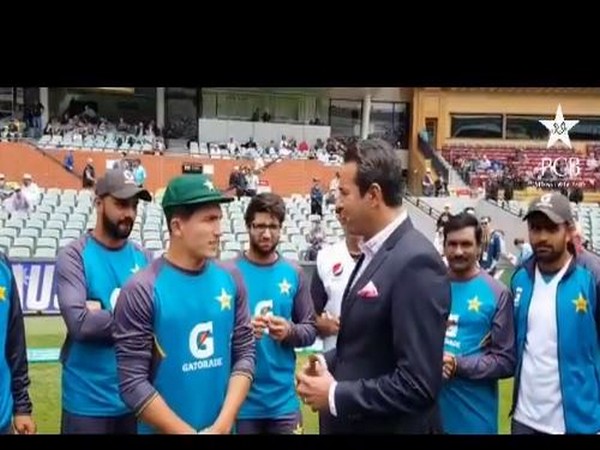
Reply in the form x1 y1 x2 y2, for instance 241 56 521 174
321 216 451 434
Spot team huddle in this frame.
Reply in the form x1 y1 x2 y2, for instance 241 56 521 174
2 138 600 434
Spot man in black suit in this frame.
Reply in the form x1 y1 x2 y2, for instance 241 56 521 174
296 138 451 434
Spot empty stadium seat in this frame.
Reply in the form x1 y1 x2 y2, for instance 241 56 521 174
34 247 57 258
9 247 31 258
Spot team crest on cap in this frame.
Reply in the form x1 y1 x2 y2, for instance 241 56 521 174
534 193 554 209
332 262 343 277
123 170 136 184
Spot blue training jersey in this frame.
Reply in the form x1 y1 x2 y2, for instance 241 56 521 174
0 257 14 431
440 271 514 434
56 234 151 416
112 257 256 434
235 254 315 419
0 254 30 431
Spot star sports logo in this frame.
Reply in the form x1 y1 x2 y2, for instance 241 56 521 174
532 104 585 190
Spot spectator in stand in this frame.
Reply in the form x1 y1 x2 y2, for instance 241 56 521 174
479 216 502 276
306 218 326 262
64 150 74 172
7 119 22 141
435 176 447 197
228 166 242 200
511 238 533 266
32 102 44 138
133 159 147 187
113 152 132 172
266 140 277 158
280 135 288 150
503 178 514 202
254 154 265 173
117 118 129 132
245 169 259 198
243 137 257 149
310 178 323 217
21 174 40 205
147 120 158 136
154 137 165 153
82 105 97 123
298 140 309 153
478 155 491 171
437 203 453 229
279 144 292 158
486 177 500 202
83 158 96 189
5 187 31 215
0 174 12 200
422 168 435 196
227 137 238 155
134 122 144 138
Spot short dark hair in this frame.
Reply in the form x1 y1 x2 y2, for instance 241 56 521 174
443 212 483 245
244 193 286 227
343 138 404 207
514 237 525 246
164 202 211 233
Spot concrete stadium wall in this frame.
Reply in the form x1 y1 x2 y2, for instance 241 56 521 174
417 197 478 215
2 143 339 197
405 201 437 243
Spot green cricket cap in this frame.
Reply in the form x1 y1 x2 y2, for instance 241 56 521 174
161 174 233 209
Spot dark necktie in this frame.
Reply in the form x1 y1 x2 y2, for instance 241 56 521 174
343 253 365 301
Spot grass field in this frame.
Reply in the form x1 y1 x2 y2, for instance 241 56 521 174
24 269 515 434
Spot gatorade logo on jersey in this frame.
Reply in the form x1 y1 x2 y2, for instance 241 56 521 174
255 300 274 335
255 300 274 318
445 313 461 350
182 321 223 373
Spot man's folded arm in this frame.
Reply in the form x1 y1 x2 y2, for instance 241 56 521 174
56 244 113 342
